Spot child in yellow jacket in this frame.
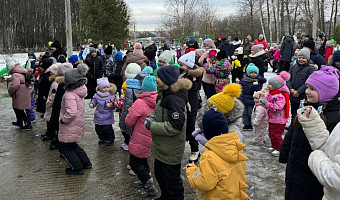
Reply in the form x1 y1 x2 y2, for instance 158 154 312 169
186 108 249 200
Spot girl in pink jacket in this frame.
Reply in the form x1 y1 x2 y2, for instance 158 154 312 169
125 76 158 197
251 89 268 146
260 71 290 157
58 64 92 175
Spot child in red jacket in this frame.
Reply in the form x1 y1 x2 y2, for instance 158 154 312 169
325 40 334 64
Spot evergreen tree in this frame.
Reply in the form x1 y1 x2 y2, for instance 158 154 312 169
79 0 130 48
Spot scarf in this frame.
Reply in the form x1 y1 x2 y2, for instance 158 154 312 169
269 89 290 118
243 75 258 83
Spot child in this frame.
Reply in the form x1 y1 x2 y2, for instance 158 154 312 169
280 65 340 200
6 57 32 131
25 74 36 123
178 51 205 162
211 50 232 92
232 47 247 83
125 76 158 197
273 45 281 73
144 65 192 200
290 48 300 66
89 77 117 146
240 63 266 131
36 57 53 114
58 64 92 175
325 40 334 64
286 49 316 119
186 108 249 200
249 44 268 76
200 49 218 98
260 71 290 157
251 90 268 146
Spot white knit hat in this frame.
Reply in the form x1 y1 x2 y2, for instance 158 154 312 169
178 51 195 68
158 50 172 63
6 56 16 71
125 63 141 79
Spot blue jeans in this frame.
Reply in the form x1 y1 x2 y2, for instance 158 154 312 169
243 104 254 126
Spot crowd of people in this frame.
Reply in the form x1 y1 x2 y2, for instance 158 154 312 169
4 33 340 199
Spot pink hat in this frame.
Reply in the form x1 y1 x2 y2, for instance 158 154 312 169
133 43 143 56
251 44 264 53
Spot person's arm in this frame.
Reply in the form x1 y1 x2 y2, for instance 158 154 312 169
125 100 142 128
286 66 293 90
296 67 316 95
60 94 77 124
279 126 293 163
8 74 20 97
119 90 134 129
265 94 285 112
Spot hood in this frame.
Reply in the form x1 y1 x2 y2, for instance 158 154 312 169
249 50 266 58
126 78 142 89
114 51 123 61
225 98 244 123
72 84 87 98
126 53 144 63
138 91 158 108
278 84 290 93
64 78 87 92
169 78 192 93
324 92 340 112
187 67 204 78
49 74 61 82
205 131 248 163
285 37 292 43
10 65 28 74
311 49 320 55
55 76 66 84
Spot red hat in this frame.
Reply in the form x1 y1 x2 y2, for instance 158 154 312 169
185 48 196 54
218 35 222 39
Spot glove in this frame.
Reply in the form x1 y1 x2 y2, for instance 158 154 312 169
253 82 258 85
192 129 201 137
144 114 156 130
235 78 240 83
260 98 268 105
195 133 208 146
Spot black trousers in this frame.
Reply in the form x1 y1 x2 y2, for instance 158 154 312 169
13 108 29 126
186 110 199 152
290 101 300 121
154 159 184 200
58 142 91 171
130 154 151 184
122 131 130 145
282 61 291 72
45 121 56 137
95 124 115 142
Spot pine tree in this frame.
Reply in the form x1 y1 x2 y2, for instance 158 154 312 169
79 0 130 48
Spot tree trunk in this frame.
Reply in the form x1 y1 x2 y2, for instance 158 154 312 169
334 0 339 34
286 0 292 35
313 0 318 39
65 0 73 56
267 0 272 44
276 0 280 42
259 0 267 40
292 0 298 35
272 0 277 42
280 0 285 38
250 0 254 38
329 0 335 37
321 0 325 33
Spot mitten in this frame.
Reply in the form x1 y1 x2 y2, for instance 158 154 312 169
106 102 113 108
195 133 208 146
235 78 240 83
253 81 258 85
192 129 201 137
144 114 156 130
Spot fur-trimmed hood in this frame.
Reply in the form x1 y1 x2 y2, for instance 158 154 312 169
55 76 66 84
249 50 266 58
49 74 61 82
95 83 117 95
225 98 244 123
169 78 193 93
187 66 205 78
64 78 87 91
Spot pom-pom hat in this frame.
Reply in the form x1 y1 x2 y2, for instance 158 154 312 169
65 63 89 83
5 56 18 71
208 83 242 114
268 71 291 90
49 63 61 75
297 49 310 60
58 63 73 75
246 63 259 76
133 43 143 56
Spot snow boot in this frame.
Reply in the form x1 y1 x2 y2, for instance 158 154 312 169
189 151 201 163
137 179 157 197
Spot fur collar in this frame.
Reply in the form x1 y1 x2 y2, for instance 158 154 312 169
249 50 266 58
49 74 60 82
187 66 204 78
55 76 66 84
64 78 87 91
170 78 193 93
95 83 117 95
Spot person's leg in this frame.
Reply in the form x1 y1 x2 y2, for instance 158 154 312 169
95 124 106 144
58 142 84 171
247 105 254 129
122 131 130 145
73 143 92 168
268 123 275 148
154 159 166 199
159 162 184 200
242 104 250 127
104 125 115 145
290 101 300 121
130 154 151 184
25 101 36 122
272 123 285 151
13 108 23 126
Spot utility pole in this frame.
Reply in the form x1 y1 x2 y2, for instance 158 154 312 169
65 0 73 57
312 0 318 39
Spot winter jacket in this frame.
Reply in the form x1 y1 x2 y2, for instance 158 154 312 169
252 103 267 128
232 40 242 54
239 74 266 105
44 76 59 121
273 49 280 63
85 56 104 79
150 78 192 165
176 49 182 58
280 94 340 200
104 55 115 77
310 50 326 69
121 53 147 79
218 41 232 58
249 50 268 76
58 79 87 143
36 71 52 113
8 65 31 110
119 78 143 135
186 131 249 200
50 76 66 132
242 43 252 57
266 85 290 124
280 37 294 62
286 61 316 103
253 39 268 50
199 51 220 84
91 87 116 125
325 46 334 64
125 91 158 158
51 48 67 60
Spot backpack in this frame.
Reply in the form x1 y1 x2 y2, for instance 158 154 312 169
20 72 34 87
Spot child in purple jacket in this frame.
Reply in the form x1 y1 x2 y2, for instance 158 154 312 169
90 77 117 146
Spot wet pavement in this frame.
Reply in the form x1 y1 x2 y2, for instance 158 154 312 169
0 72 286 200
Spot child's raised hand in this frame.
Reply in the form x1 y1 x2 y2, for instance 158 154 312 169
106 102 113 108
89 103 94 108
253 81 258 85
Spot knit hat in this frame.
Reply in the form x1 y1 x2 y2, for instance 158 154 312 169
178 51 195 68
209 50 217 57
97 77 110 91
259 34 264 39
51 41 61 49
133 43 143 56
207 83 242 114
217 50 227 60
65 63 88 83
195 49 206 57
142 76 157 92
297 49 310 60
306 65 340 103
5 56 16 71
144 49 156 61
218 35 222 39
158 50 172 64
104 45 112 55
134 71 148 84
246 63 259 76
188 36 196 44
125 63 141 79
157 65 180 86
49 63 61 75
28 52 35 57
268 71 291 90
203 108 229 140
203 38 216 49
142 66 153 74
58 63 73 75
251 44 264 53
40 58 53 70
68 55 78 64
303 40 315 50
234 47 243 55
333 50 340 64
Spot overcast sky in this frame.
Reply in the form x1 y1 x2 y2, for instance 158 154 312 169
124 0 235 31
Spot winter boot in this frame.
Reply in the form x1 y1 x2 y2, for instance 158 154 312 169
137 179 157 197
20 121 32 131
189 152 201 163
65 168 84 175
133 180 144 188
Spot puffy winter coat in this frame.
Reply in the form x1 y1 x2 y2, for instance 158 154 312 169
280 37 294 62
91 90 115 125
218 41 232 58
252 103 267 128
44 76 59 121
8 65 31 110
36 71 52 113
286 61 316 103
239 74 266 105
253 39 268 50
186 131 249 200
310 50 326 69
85 56 104 79
273 49 280 63
250 50 268 76
199 51 220 84
325 46 334 64
242 43 252 57
50 76 66 132
266 84 290 124
280 94 340 200
121 53 147 79
125 91 158 158
58 80 87 143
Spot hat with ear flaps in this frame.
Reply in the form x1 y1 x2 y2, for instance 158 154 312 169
207 83 242 114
